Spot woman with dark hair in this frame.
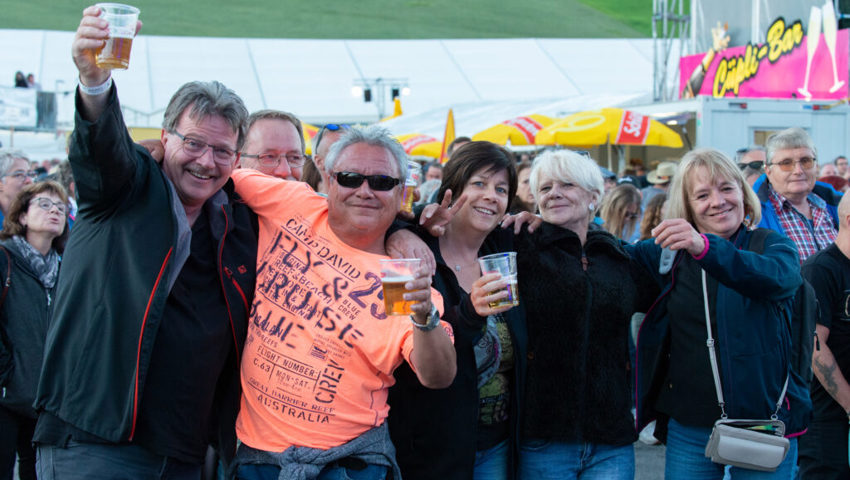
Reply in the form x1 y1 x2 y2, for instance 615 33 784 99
0 181 68 480
13 72 27 89
388 141 527 480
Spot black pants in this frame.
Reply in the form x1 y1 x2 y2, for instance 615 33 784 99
799 418 850 480
0 405 36 480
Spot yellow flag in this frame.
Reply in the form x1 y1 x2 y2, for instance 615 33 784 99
380 97 403 122
439 109 455 163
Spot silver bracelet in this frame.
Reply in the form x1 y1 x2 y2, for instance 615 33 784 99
78 76 112 96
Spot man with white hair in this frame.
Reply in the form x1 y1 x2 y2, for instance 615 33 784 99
752 127 841 262
228 125 455 479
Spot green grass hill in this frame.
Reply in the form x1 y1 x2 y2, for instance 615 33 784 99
1 0 651 38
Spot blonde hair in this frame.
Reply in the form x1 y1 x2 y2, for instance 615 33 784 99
664 148 761 229
600 184 641 240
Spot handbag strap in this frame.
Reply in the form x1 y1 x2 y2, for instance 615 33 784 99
701 269 788 421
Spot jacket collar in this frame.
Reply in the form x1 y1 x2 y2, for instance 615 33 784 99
530 222 629 261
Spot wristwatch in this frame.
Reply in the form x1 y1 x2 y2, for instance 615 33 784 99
410 304 440 332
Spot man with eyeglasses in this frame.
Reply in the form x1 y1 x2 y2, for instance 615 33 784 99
33 7 258 478
752 127 841 262
0 150 35 223
228 125 455 479
239 110 306 181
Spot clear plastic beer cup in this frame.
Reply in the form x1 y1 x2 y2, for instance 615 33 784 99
95 3 140 70
477 252 519 308
380 258 421 316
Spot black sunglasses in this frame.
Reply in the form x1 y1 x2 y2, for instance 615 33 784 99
333 171 400 191
738 161 764 170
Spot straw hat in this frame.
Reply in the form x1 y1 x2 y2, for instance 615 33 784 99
647 161 677 185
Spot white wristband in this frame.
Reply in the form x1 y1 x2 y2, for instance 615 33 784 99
78 76 112 96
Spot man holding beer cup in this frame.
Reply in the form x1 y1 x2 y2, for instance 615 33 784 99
34 5 259 478
228 126 456 479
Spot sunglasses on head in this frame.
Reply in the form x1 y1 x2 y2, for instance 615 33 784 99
323 124 350 132
333 171 400 191
738 161 764 170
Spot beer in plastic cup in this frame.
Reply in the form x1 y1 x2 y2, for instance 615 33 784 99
380 258 420 316
478 252 519 308
95 3 140 70
399 160 421 215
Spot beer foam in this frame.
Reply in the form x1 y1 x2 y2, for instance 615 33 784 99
381 275 414 283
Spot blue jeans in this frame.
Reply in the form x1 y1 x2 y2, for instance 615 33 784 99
36 442 201 479
235 462 388 480
474 439 509 480
518 439 634 480
665 418 798 480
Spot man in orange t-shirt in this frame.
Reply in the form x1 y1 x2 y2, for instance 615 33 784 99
230 126 456 479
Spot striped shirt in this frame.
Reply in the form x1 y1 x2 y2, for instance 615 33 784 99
767 187 837 262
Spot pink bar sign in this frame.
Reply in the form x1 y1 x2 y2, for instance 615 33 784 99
679 17 849 100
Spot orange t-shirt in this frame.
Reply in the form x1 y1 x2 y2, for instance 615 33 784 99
231 170 448 452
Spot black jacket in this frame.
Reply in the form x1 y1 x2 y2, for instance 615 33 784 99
517 223 656 446
0 240 57 418
388 227 527 480
34 86 257 462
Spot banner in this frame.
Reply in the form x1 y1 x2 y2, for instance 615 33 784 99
679 17 849 100
0 86 37 128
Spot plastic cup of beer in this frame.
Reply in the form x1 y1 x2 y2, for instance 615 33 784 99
380 258 421 316
95 3 140 70
399 160 421 215
477 252 519 308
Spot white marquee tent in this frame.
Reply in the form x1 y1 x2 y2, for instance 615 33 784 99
1 28 681 157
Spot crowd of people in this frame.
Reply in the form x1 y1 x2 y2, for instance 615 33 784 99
1 5 850 480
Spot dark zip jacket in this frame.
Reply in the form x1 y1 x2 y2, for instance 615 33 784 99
34 86 257 461
0 239 57 418
629 227 812 440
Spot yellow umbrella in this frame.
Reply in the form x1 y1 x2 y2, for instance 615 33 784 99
395 133 442 159
472 114 557 146
302 122 320 155
535 108 683 148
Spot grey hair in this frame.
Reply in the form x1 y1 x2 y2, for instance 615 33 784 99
766 127 817 164
323 126 409 182
245 109 305 154
735 145 765 163
0 150 29 177
162 81 248 150
529 149 604 205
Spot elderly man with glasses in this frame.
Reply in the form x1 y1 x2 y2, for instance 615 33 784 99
752 127 842 262
228 125 455 480
33 7 258 478
240 109 307 181
0 150 35 223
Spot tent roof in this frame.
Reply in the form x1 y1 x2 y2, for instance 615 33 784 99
1 29 679 132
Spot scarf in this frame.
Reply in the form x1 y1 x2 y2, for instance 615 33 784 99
10 235 60 289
